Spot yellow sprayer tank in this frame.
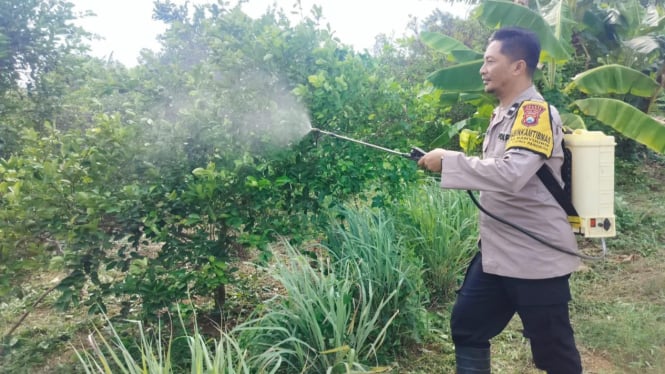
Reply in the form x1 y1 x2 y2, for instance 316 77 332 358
564 130 616 238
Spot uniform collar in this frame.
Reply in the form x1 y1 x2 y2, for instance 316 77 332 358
493 85 542 121
511 85 542 106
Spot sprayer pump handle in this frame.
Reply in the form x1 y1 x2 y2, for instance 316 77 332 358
408 147 426 161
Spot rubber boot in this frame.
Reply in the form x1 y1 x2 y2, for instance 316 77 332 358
455 346 491 373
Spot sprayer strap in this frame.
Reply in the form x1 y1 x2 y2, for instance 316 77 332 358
537 166 581 228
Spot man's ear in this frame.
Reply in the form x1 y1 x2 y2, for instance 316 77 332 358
513 59 527 76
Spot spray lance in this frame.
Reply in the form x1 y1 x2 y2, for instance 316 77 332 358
310 128 426 161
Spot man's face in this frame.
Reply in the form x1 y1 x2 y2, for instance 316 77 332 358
479 40 517 96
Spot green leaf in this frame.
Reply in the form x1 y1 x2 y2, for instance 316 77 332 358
420 32 483 62
427 59 484 92
644 4 665 30
451 50 484 62
192 167 206 176
429 117 488 149
541 0 575 52
624 35 663 56
475 0 570 62
572 98 665 153
460 93 485 103
439 92 461 105
308 74 325 88
566 64 661 98
459 129 481 154
246 176 258 187
420 32 474 53
560 113 586 130
275 176 292 187
430 121 466 148
185 213 201 225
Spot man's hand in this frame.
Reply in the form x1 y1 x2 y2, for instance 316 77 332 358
417 148 447 172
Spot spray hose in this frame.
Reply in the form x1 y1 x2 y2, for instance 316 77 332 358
465 190 606 260
310 127 605 260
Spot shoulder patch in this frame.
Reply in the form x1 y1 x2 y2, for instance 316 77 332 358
505 100 554 158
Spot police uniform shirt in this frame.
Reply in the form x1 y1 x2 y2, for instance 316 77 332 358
439 85 581 279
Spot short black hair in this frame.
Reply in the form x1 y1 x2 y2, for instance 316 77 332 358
489 27 541 77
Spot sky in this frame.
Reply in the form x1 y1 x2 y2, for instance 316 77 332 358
72 0 470 67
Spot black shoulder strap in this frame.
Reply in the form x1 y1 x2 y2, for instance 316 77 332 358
510 100 580 227
536 164 578 219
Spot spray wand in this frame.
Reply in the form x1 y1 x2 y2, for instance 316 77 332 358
311 128 426 161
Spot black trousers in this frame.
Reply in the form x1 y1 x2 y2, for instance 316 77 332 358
451 253 582 374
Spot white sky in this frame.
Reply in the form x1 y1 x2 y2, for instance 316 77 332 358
72 0 470 66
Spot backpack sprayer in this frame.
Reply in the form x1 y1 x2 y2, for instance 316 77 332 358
311 127 616 259
563 130 616 239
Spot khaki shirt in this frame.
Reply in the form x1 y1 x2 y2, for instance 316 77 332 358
440 86 580 279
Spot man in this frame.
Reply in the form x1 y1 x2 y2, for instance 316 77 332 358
418 27 583 373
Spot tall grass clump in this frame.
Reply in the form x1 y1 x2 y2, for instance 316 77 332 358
394 180 479 301
323 205 428 344
238 243 397 373
74 312 259 374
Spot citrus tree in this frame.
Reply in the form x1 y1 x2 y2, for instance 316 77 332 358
0 0 90 157
2 1 431 320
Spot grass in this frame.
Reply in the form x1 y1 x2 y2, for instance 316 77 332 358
73 309 259 374
69 243 402 374
324 205 428 344
237 242 401 373
392 182 478 302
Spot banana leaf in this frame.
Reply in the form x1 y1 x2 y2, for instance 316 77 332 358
566 64 661 98
421 32 475 53
438 92 490 106
420 32 483 62
560 112 586 130
439 92 463 105
427 59 484 92
430 117 488 149
451 50 484 62
573 98 665 153
617 0 643 35
644 4 665 32
474 0 570 62
624 35 663 55
541 0 575 52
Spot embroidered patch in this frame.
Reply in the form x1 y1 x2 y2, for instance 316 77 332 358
521 103 545 127
506 100 554 158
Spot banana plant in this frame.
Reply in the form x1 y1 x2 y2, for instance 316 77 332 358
422 0 665 154
475 0 571 89
567 64 665 153
420 31 495 148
